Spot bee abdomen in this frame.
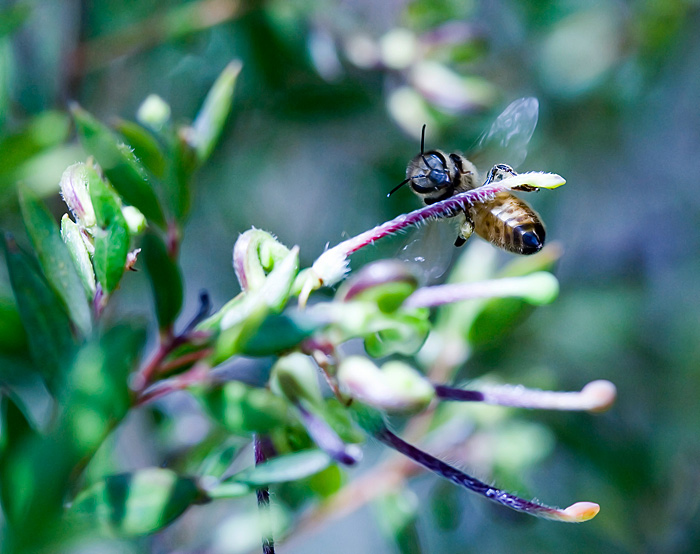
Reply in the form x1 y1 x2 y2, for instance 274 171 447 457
513 220 546 255
471 194 546 255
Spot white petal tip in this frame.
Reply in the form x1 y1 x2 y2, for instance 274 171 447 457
582 380 617 412
561 501 600 522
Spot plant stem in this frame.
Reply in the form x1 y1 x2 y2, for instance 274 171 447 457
254 435 275 554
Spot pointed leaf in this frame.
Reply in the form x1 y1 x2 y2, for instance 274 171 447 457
232 450 332 486
0 393 37 521
191 61 242 164
114 118 167 178
71 468 202 536
239 311 318 356
141 231 183 330
71 104 165 227
168 134 197 221
0 294 28 354
18 184 92 335
3 235 75 387
63 324 146 456
87 167 130 294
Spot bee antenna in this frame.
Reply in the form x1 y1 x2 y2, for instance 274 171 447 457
419 124 432 167
387 178 410 197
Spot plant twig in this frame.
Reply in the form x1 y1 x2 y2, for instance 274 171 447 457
254 435 276 554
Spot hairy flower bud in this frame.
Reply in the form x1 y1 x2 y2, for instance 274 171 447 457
271 353 323 406
59 163 96 228
338 357 434 414
233 229 293 293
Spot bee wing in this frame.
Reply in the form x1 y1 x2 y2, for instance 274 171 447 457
399 217 461 283
471 97 539 172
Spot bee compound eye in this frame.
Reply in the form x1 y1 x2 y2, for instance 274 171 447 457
429 169 449 186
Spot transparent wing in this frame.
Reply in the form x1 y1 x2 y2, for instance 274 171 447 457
471 97 539 172
399 217 461 283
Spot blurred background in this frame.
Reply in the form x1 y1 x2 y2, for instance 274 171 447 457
1 0 700 552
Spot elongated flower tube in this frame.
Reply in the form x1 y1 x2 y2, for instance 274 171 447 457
435 380 617 413
309 172 565 293
403 272 559 308
374 424 599 523
296 404 362 466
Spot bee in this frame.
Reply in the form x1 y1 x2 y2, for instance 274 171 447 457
389 98 546 255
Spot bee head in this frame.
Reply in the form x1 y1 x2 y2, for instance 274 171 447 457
388 125 457 200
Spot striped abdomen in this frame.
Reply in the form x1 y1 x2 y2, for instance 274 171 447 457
469 192 545 255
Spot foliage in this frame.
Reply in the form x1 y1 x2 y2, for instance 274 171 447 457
1 1 699 553
0 58 610 553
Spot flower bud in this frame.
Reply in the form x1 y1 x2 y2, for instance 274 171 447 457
410 60 496 112
379 28 417 70
336 260 420 313
233 229 292 292
271 353 323 407
61 214 96 298
137 94 171 130
338 357 434 414
59 163 96 228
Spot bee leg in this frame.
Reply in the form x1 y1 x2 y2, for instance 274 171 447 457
454 215 474 247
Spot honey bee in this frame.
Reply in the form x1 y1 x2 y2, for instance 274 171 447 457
389 98 545 255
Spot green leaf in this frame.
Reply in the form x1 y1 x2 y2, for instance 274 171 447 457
231 449 331 486
141 231 183 330
191 61 242 164
0 294 28 354
306 463 344 499
71 468 202 536
0 111 71 185
8 325 146 535
467 247 562 348
18 184 92 336
3 234 75 387
87 167 130 294
239 312 317 356
430 481 462 531
63 324 146 456
0 392 37 522
114 118 167 178
71 104 166 227
375 489 423 554
0 3 31 39
197 438 244 480
198 381 290 436
167 133 198 221
206 481 251 500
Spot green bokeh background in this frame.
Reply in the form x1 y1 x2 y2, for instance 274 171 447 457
1 0 699 552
